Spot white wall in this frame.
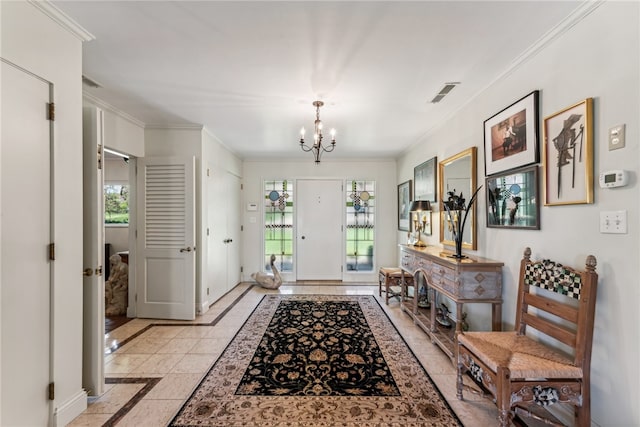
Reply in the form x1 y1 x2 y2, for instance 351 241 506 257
397 2 639 425
242 159 397 283
1 2 88 424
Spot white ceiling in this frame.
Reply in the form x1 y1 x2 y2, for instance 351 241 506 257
54 1 583 161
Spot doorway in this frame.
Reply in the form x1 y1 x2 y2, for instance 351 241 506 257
103 149 133 333
296 180 343 280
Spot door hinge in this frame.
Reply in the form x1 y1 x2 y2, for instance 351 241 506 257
207 228 210 236
47 103 55 121
48 243 55 261
48 382 55 400
135 294 138 302
240 266 243 273
207 168 210 177
240 225 243 232
341 266 344 272
97 144 103 170
241 183 244 190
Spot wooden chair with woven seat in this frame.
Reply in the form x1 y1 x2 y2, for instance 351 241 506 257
378 267 413 305
456 247 598 426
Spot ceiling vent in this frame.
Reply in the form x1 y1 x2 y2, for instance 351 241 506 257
430 82 460 103
82 75 102 88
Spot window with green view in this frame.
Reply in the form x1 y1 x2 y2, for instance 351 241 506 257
263 180 293 272
104 184 129 225
346 180 375 272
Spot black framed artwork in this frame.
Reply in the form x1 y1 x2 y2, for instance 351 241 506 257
413 157 437 202
484 90 539 176
485 164 540 229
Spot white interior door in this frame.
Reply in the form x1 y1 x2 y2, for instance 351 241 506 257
208 169 241 302
82 106 105 397
136 157 196 320
226 173 241 290
1 60 52 425
207 166 227 302
296 180 343 280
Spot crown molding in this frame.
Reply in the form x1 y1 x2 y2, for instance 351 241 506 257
408 0 604 152
486 0 603 88
29 1 95 42
83 92 145 128
145 124 204 130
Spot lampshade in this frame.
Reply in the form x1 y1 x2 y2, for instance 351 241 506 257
409 200 431 212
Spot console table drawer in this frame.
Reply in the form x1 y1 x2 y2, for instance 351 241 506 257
401 253 415 272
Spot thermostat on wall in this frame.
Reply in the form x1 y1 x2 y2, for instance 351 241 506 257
599 170 628 188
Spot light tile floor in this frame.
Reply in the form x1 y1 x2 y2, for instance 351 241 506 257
68 283 499 426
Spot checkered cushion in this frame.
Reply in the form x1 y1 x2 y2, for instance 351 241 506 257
525 260 582 300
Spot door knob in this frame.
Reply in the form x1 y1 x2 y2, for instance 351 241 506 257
180 247 192 253
83 268 93 277
301 236 306 239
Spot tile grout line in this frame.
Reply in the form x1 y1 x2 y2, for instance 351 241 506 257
98 285 255 426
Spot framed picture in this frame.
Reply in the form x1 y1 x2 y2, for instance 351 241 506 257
543 98 594 206
414 157 437 202
397 180 412 231
485 165 540 229
484 90 539 176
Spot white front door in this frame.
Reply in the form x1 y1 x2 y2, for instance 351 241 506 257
136 157 196 320
296 180 343 280
82 106 105 396
1 60 52 425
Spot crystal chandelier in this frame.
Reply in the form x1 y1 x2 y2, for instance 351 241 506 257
299 100 336 164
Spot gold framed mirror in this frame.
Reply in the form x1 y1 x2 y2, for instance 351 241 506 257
439 147 478 250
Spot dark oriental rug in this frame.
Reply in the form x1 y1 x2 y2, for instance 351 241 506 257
170 295 461 427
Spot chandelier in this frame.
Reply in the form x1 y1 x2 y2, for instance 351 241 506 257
299 100 336 164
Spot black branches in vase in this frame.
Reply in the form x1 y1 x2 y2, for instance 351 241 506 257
443 186 482 259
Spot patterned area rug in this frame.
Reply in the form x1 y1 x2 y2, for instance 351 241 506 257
170 295 461 426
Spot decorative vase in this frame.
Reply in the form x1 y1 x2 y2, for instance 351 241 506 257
444 186 482 259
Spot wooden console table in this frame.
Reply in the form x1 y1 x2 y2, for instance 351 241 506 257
398 244 504 363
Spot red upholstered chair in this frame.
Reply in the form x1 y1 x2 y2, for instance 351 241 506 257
456 247 598 426
378 267 413 305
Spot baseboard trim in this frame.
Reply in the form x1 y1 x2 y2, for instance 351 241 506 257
197 300 209 315
54 389 88 426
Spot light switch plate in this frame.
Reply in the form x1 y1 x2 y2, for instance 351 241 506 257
608 124 626 150
600 210 627 234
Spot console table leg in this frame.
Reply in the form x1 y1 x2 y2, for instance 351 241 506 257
492 303 502 331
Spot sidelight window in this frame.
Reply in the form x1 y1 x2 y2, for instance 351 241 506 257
345 180 375 272
263 180 294 272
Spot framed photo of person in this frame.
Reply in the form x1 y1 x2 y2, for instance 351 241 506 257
484 90 539 176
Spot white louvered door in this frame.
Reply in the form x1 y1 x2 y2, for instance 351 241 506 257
136 157 196 320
